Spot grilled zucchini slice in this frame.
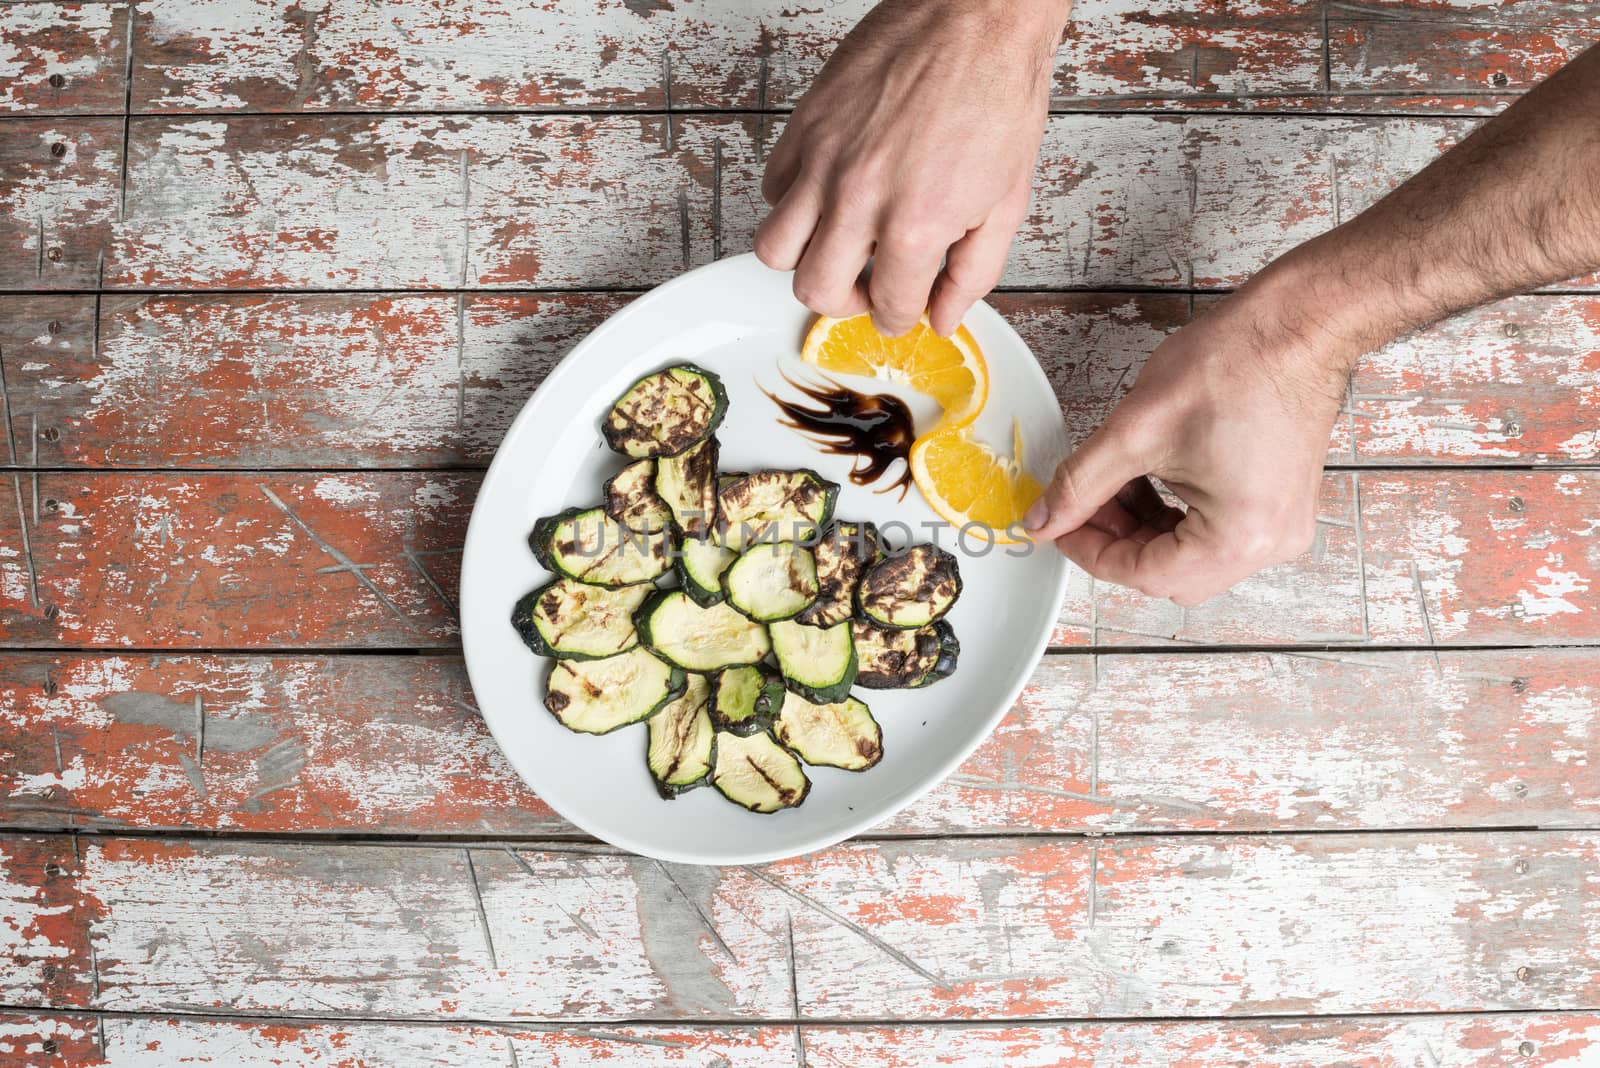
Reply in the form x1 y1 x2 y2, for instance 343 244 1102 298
531 506 673 588
722 541 819 623
636 589 772 671
910 620 960 687
769 618 857 704
602 364 727 459
856 544 962 628
604 459 673 533
512 579 650 660
774 691 882 771
850 618 947 688
646 674 715 796
712 730 810 813
678 534 736 607
545 647 685 735
796 521 885 627
717 469 839 551
655 435 719 539
708 664 785 736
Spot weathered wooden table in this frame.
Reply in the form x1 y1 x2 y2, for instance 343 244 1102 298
2 1 1598 1064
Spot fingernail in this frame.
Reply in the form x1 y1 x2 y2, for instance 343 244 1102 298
1023 498 1049 532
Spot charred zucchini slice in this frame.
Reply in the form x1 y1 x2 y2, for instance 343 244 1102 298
636 589 772 671
769 618 857 704
512 579 650 661
716 469 839 551
646 674 715 796
722 541 820 623
910 620 960 688
604 459 673 533
774 691 882 771
708 664 785 736
602 364 727 459
850 619 946 689
712 730 810 813
796 521 885 627
655 435 720 538
678 534 736 607
545 647 685 735
531 506 673 588
856 544 962 628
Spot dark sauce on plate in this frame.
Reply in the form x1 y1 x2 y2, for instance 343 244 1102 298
762 372 915 499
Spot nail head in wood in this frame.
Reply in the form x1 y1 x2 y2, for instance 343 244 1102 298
42 676 57 695
1508 496 1525 513
47 248 63 263
1516 965 1532 981
1514 859 1529 874
48 73 66 88
1502 323 1520 338
42 427 60 443
1512 676 1529 692
44 861 63 876
50 142 66 158
43 604 59 620
47 320 61 334
41 1040 57 1055
1492 72 1509 87
1513 781 1528 797
40 964 55 979
1520 1041 1536 1056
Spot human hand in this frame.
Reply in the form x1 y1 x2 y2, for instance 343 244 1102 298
755 0 1071 337
1023 259 1360 604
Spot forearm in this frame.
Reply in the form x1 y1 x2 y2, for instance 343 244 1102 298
1258 43 1600 364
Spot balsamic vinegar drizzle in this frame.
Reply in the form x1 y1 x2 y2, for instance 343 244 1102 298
762 371 916 499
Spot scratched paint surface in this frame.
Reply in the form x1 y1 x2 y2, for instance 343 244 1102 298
0 833 1591 1020
4 0 1600 1058
0 651 1593 838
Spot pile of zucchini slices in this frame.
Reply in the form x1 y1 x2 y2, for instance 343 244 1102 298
513 362 962 814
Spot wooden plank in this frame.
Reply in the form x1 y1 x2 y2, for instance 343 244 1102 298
1328 0 1600 111
0 832 1592 1019
0 293 628 469
9 291 1600 468
0 117 122 290
0 472 470 648
4 470 1600 649
0 1014 798 1067
127 0 1324 115
99 113 1526 292
0 2 129 115
0 837 94 1009
2 649 1595 838
5 1012 1597 1067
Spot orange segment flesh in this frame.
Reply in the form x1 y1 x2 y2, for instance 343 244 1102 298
908 422 1042 546
800 313 988 432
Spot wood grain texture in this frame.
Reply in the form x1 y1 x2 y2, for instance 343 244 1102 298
1 650 1594 838
10 291 1600 469
126 0 1328 116
5 470 1600 649
0 3 129 115
0 118 122 291
94 113 1518 292
0 832 1593 1020
5 1012 1597 1067
0 472 469 648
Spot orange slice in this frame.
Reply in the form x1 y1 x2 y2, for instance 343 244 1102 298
800 313 988 432
908 420 1042 545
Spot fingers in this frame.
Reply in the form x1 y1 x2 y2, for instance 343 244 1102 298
789 220 872 318
1055 519 1241 606
761 124 803 207
928 180 1028 336
1023 418 1155 543
754 175 823 273
867 239 945 336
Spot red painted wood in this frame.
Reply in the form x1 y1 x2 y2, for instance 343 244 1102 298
0 118 122 291
0 3 130 115
1 650 1594 838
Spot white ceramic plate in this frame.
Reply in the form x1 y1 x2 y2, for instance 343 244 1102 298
460 253 1069 865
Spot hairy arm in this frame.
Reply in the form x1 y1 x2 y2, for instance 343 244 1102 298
1024 44 1600 605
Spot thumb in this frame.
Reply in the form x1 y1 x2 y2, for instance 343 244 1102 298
1024 417 1154 542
